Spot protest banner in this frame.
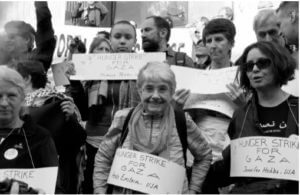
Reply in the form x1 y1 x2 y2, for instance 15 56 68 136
184 93 237 118
171 66 238 94
0 167 58 194
70 53 166 80
230 136 299 181
107 148 185 194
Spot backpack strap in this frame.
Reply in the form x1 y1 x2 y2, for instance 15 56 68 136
175 52 186 66
119 107 187 167
119 108 135 146
174 107 188 168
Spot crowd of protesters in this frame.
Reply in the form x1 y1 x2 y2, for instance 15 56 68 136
0 1 298 194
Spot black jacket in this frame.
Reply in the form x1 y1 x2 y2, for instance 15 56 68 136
0 115 58 168
203 95 299 194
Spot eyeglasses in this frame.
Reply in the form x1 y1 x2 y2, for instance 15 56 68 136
243 58 271 72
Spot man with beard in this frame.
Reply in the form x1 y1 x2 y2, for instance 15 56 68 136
141 16 194 67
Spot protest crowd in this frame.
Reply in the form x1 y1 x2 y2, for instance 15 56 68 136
0 1 298 194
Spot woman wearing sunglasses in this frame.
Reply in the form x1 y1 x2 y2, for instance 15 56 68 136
203 41 298 194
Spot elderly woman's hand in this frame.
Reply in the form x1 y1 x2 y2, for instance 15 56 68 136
60 99 76 120
226 83 246 107
172 88 191 109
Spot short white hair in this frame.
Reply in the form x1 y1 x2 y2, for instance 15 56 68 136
0 65 25 97
137 61 176 94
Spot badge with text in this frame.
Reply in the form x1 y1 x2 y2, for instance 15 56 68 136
4 148 18 160
107 148 185 194
230 136 299 181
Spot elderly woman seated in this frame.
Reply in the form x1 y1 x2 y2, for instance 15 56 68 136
0 66 58 193
93 61 212 194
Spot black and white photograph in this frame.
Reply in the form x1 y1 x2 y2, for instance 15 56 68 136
0 0 298 194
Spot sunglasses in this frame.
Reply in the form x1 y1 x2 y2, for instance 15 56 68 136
243 58 272 72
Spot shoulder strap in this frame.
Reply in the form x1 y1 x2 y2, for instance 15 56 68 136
120 107 187 167
175 52 186 66
119 108 135 146
174 107 187 167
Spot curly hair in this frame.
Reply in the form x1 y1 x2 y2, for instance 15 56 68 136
238 41 296 92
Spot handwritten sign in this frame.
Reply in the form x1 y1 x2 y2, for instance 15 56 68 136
184 93 237 118
107 148 185 194
0 167 58 194
171 66 238 94
51 62 70 86
230 136 299 181
70 53 166 80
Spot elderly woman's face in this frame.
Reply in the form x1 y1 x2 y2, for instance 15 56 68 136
0 81 24 126
139 78 173 115
205 33 232 63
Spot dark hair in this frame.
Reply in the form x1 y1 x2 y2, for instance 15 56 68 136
146 16 171 42
11 60 48 89
70 37 86 53
4 21 36 51
202 18 236 45
89 37 112 53
110 20 137 39
97 30 110 40
238 41 296 92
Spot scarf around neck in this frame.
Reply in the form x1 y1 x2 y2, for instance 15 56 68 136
128 103 175 155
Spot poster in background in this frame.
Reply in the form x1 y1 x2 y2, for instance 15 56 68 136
230 136 299 181
107 148 185 194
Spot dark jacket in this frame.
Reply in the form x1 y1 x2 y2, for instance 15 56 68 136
0 115 58 168
29 2 56 72
203 95 299 194
166 46 195 68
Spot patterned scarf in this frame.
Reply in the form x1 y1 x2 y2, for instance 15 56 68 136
87 80 108 107
118 80 140 110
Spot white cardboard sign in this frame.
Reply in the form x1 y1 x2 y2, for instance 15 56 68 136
70 53 166 80
184 93 237 118
230 136 299 181
107 148 185 194
0 167 58 194
171 66 238 94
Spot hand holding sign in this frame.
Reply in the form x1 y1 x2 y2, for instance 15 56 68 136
107 148 185 194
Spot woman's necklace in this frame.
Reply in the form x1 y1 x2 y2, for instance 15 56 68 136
0 128 18 145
